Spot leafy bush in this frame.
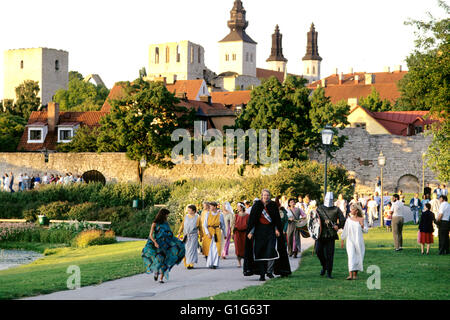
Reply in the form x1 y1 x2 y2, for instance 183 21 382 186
66 202 100 221
0 223 74 244
111 207 160 239
74 229 117 248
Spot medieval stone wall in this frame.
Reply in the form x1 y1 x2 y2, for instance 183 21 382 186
309 128 438 194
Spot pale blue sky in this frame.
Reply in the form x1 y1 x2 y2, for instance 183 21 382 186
0 0 447 99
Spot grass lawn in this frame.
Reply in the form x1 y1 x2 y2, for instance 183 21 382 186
210 224 450 300
0 240 147 300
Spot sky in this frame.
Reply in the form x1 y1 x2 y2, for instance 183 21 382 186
0 0 447 99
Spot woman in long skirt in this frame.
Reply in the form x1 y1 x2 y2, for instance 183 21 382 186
142 208 185 283
202 201 225 269
341 204 368 280
233 202 249 267
221 202 235 259
178 204 203 269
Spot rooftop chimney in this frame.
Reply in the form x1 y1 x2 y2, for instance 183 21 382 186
383 66 391 73
348 98 359 108
338 72 344 85
200 95 212 105
394 65 402 72
365 73 374 85
321 78 327 87
48 102 59 132
355 75 360 84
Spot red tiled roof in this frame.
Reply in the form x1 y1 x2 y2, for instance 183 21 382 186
256 68 303 83
101 83 127 112
211 91 251 107
17 110 108 151
166 79 205 101
308 71 407 104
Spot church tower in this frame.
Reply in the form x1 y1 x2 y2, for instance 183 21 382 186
266 25 288 73
218 0 257 77
302 23 322 83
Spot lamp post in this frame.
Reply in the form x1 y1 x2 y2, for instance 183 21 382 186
378 151 386 227
321 124 334 200
139 158 147 209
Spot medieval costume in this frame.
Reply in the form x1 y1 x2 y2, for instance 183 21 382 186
202 210 225 268
243 199 291 279
178 213 203 268
221 202 235 258
142 222 185 280
341 217 368 273
315 192 346 278
234 211 249 259
286 206 305 257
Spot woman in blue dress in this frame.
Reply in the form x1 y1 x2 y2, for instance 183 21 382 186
142 208 185 283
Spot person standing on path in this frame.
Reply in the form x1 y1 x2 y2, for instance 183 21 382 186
418 203 435 255
367 195 378 227
315 192 346 279
341 204 368 280
202 202 225 269
199 202 210 256
177 205 203 269
391 194 405 251
244 189 291 281
335 194 348 218
9 172 14 193
436 195 450 255
142 208 185 283
429 193 440 238
286 198 302 258
221 202 235 259
233 202 249 268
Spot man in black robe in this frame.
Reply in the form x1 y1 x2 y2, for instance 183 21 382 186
315 192 346 279
243 189 291 281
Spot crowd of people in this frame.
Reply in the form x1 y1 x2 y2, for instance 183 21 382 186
0 172 83 192
141 184 450 284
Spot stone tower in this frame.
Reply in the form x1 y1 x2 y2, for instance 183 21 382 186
218 0 257 77
266 25 288 73
302 23 322 83
3 48 68 106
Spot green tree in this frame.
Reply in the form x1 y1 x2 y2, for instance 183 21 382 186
53 71 110 111
359 87 392 112
56 126 100 152
234 76 349 161
398 1 449 181
5 80 41 120
0 113 27 151
97 78 196 168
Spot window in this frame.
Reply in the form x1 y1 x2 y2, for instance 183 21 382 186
198 47 201 64
20 60 24 69
165 46 170 63
29 130 42 141
307 67 310 74
55 60 59 71
176 45 180 62
246 52 249 62
313 66 316 74
59 129 72 141
250 53 253 62
190 46 194 64
353 122 366 130
415 126 423 134
225 54 229 61
232 54 237 61
155 47 159 64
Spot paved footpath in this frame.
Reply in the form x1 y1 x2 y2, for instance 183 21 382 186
22 237 316 300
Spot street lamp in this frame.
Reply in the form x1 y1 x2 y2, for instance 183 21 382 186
321 124 334 200
139 158 147 209
378 151 386 228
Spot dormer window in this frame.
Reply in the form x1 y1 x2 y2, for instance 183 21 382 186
57 123 79 143
30 130 42 141
27 124 47 143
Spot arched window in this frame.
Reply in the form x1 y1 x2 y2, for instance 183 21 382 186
20 60 24 69
190 46 194 64
165 46 170 63
246 52 249 62
55 60 59 71
313 66 316 74
225 54 229 61
250 53 253 62
232 54 236 61
307 67 310 74
176 45 180 62
198 47 201 64
155 47 159 64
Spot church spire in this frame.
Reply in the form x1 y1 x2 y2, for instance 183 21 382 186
267 25 288 62
219 0 257 44
302 22 322 61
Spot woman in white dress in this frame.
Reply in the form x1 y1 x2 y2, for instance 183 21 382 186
341 203 368 280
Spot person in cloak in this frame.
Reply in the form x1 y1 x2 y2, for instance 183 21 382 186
243 189 291 281
316 192 346 279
